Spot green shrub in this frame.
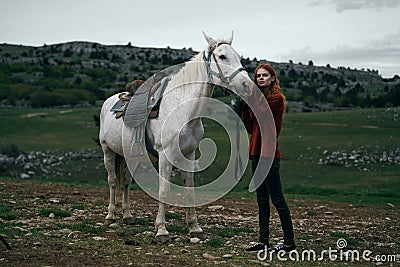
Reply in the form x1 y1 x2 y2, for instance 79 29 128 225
207 237 224 248
0 204 19 220
0 144 21 157
39 208 70 218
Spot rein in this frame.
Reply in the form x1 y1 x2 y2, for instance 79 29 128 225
202 43 245 86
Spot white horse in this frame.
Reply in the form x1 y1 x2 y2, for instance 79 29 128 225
99 32 253 243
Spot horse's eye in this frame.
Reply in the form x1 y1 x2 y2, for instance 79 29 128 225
219 55 227 60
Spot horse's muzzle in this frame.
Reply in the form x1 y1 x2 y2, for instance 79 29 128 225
239 80 253 97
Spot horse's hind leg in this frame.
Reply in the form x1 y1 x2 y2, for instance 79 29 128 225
182 152 206 240
121 163 134 225
102 145 117 225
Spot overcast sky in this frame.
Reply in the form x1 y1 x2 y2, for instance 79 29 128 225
1 0 399 78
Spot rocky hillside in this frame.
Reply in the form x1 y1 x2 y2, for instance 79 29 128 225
0 42 399 110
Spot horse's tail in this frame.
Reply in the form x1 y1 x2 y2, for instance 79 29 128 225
115 154 125 197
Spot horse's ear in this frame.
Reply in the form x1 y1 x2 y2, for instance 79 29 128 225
226 31 234 45
203 31 217 47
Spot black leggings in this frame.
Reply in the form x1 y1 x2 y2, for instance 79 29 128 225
252 158 294 245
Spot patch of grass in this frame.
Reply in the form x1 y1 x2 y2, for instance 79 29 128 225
58 220 105 234
0 204 19 220
168 224 187 234
165 212 182 220
39 208 71 218
207 236 224 248
0 107 100 151
71 204 86 210
132 217 148 225
0 143 21 157
330 231 348 239
286 186 338 196
0 222 23 238
329 232 361 247
306 210 317 216
285 184 400 206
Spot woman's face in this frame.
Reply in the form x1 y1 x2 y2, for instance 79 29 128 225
256 68 274 89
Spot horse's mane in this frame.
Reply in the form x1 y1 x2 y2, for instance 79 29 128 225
166 39 231 93
166 52 207 92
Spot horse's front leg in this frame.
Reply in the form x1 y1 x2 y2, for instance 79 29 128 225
155 152 172 243
181 152 206 240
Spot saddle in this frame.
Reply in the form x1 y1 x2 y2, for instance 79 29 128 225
110 76 170 158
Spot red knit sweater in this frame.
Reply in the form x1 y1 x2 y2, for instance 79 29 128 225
241 93 285 159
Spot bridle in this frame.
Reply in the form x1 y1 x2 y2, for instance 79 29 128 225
202 42 246 181
202 42 245 86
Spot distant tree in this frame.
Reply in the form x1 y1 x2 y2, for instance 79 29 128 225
385 85 400 106
326 63 331 68
322 73 338 84
337 78 346 88
308 60 314 66
334 96 350 107
304 96 316 106
42 57 50 65
127 42 132 47
89 50 109 60
63 49 73 57
353 82 364 93
311 72 319 81
74 76 82 85
362 94 372 107
111 53 123 63
288 69 298 78
130 64 140 72
319 87 330 102
333 87 342 98
42 65 53 77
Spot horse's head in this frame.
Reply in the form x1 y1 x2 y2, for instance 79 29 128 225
202 32 253 97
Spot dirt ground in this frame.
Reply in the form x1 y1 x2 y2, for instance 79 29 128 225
0 179 399 267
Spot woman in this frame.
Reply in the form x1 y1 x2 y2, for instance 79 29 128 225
242 63 295 253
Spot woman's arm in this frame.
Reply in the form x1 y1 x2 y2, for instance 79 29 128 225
240 100 254 134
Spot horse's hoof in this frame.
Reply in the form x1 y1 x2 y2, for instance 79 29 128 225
104 218 116 226
154 235 171 244
190 231 206 241
123 217 135 225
